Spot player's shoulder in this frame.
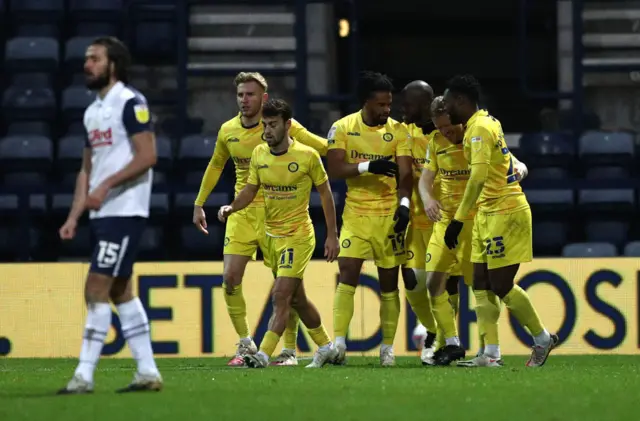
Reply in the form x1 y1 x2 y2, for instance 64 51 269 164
289 117 304 132
220 114 242 132
331 112 359 130
292 140 321 159
120 85 148 106
252 142 270 158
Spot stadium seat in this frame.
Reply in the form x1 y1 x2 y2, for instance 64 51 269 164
0 194 19 218
9 0 64 21
177 135 216 172
2 85 56 121
533 222 568 256
75 22 119 37
585 166 629 180
29 194 47 216
0 135 53 172
523 166 570 182
174 192 228 216
60 173 78 189
155 135 173 172
585 221 629 248
51 194 74 217
578 189 635 215
562 242 618 258
10 72 52 89
56 135 85 173
161 117 205 137
64 37 94 71
153 171 167 186
0 228 18 259
518 132 574 168
7 121 51 137
623 241 640 257
179 224 225 258
4 37 59 73
184 171 206 188
69 0 123 20
66 121 86 136
579 131 635 166
14 23 59 38
61 86 96 123
524 189 574 214
138 225 163 259
59 224 92 258
313 220 328 258
134 21 176 60
3 172 47 188
149 193 170 221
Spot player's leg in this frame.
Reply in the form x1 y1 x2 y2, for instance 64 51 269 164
433 275 461 351
332 215 369 364
486 209 558 367
402 225 438 361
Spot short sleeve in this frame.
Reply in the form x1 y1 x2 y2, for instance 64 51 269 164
247 147 261 186
122 96 153 136
309 150 329 186
327 122 347 151
424 138 437 172
395 126 412 157
467 124 493 165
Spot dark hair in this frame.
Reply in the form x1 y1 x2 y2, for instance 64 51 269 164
357 70 394 105
262 98 293 121
91 36 131 84
446 74 481 104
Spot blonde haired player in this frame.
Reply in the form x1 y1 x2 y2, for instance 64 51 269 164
443 75 558 367
328 71 413 366
193 72 328 366
218 99 339 368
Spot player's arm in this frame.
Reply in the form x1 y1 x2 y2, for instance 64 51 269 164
218 148 260 221
511 153 528 181
68 147 92 222
194 128 230 206
326 124 397 179
393 129 413 233
453 128 492 222
310 151 339 261
103 98 157 189
290 119 328 156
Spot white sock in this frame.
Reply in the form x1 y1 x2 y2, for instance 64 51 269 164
533 329 551 347
75 302 112 383
336 336 346 348
445 336 461 346
484 345 501 358
281 348 296 355
240 337 253 345
319 342 333 351
256 351 269 363
380 343 393 353
117 297 159 376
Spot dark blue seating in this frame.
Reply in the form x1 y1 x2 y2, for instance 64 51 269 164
59 225 91 257
518 132 574 168
56 135 85 173
61 86 95 123
562 242 617 258
585 221 629 248
0 135 53 172
155 135 173 172
2 85 56 121
533 222 568 256
579 131 635 167
525 189 574 214
624 242 640 257
578 189 635 215
5 37 58 73
64 37 94 71
7 121 51 137
179 224 225 258
177 135 216 172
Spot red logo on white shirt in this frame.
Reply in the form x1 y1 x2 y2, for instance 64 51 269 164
88 128 113 147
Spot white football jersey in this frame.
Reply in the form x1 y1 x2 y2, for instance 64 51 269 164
83 81 153 219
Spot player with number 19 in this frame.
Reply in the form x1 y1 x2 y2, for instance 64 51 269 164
57 37 162 394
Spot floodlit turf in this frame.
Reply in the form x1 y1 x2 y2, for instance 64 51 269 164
1 356 639 421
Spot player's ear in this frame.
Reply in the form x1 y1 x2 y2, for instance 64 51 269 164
262 92 269 103
285 118 291 131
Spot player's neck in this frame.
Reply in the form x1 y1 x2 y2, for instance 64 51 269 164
98 80 119 100
461 107 480 125
241 113 261 128
416 118 434 133
270 136 293 155
360 109 380 127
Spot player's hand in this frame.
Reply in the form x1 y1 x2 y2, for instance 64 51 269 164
425 199 443 222
85 183 110 210
217 205 233 222
393 205 410 233
444 219 464 250
59 219 77 240
514 162 528 181
368 158 398 177
193 206 209 235
324 235 339 262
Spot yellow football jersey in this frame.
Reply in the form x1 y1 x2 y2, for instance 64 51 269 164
328 111 412 216
197 114 327 207
404 123 436 229
463 110 528 214
424 130 475 221
247 140 328 237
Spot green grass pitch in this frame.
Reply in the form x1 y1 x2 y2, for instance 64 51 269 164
1 356 639 421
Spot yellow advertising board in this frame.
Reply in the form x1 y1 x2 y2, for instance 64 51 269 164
0 258 638 358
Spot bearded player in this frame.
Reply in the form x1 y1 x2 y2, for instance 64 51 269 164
218 99 339 368
193 72 328 366
328 71 413 366
443 75 558 367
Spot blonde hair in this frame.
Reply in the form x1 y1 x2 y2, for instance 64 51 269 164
234 72 268 92
430 95 447 117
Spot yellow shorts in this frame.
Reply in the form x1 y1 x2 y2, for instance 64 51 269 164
426 217 473 285
224 206 268 264
403 223 433 270
264 231 315 280
339 213 406 269
471 207 533 270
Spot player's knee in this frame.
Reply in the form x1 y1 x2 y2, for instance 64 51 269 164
109 277 133 304
446 276 461 296
425 271 445 296
271 290 293 310
490 281 512 299
223 270 243 290
85 272 113 303
401 267 417 290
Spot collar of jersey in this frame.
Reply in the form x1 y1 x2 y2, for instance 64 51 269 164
95 81 125 106
464 108 485 130
270 139 295 156
358 110 384 129
236 112 261 130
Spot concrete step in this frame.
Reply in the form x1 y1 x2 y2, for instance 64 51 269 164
190 13 294 25
187 61 296 71
583 8 640 20
583 33 640 48
190 24 293 38
191 5 290 14
189 37 296 52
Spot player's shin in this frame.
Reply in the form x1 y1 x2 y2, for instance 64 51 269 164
223 282 250 340
473 289 501 358
404 268 437 335
427 272 459 346
333 282 356 346
502 285 550 346
282 307 300 352
75 301 112 383
116 297 160 376
380 290 400 345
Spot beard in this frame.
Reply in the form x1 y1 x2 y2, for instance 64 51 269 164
85 67 111 90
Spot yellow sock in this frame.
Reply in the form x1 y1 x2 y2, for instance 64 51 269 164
333 283 356 338
474 290 501 347
434 327 444 350
259 330 281 358
282 308 299 351
223 283 249 339
308 324 331 347
503 285 545 336
406 289 437 333
430 292 457 339
380 290 400 345
448 293 459 317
